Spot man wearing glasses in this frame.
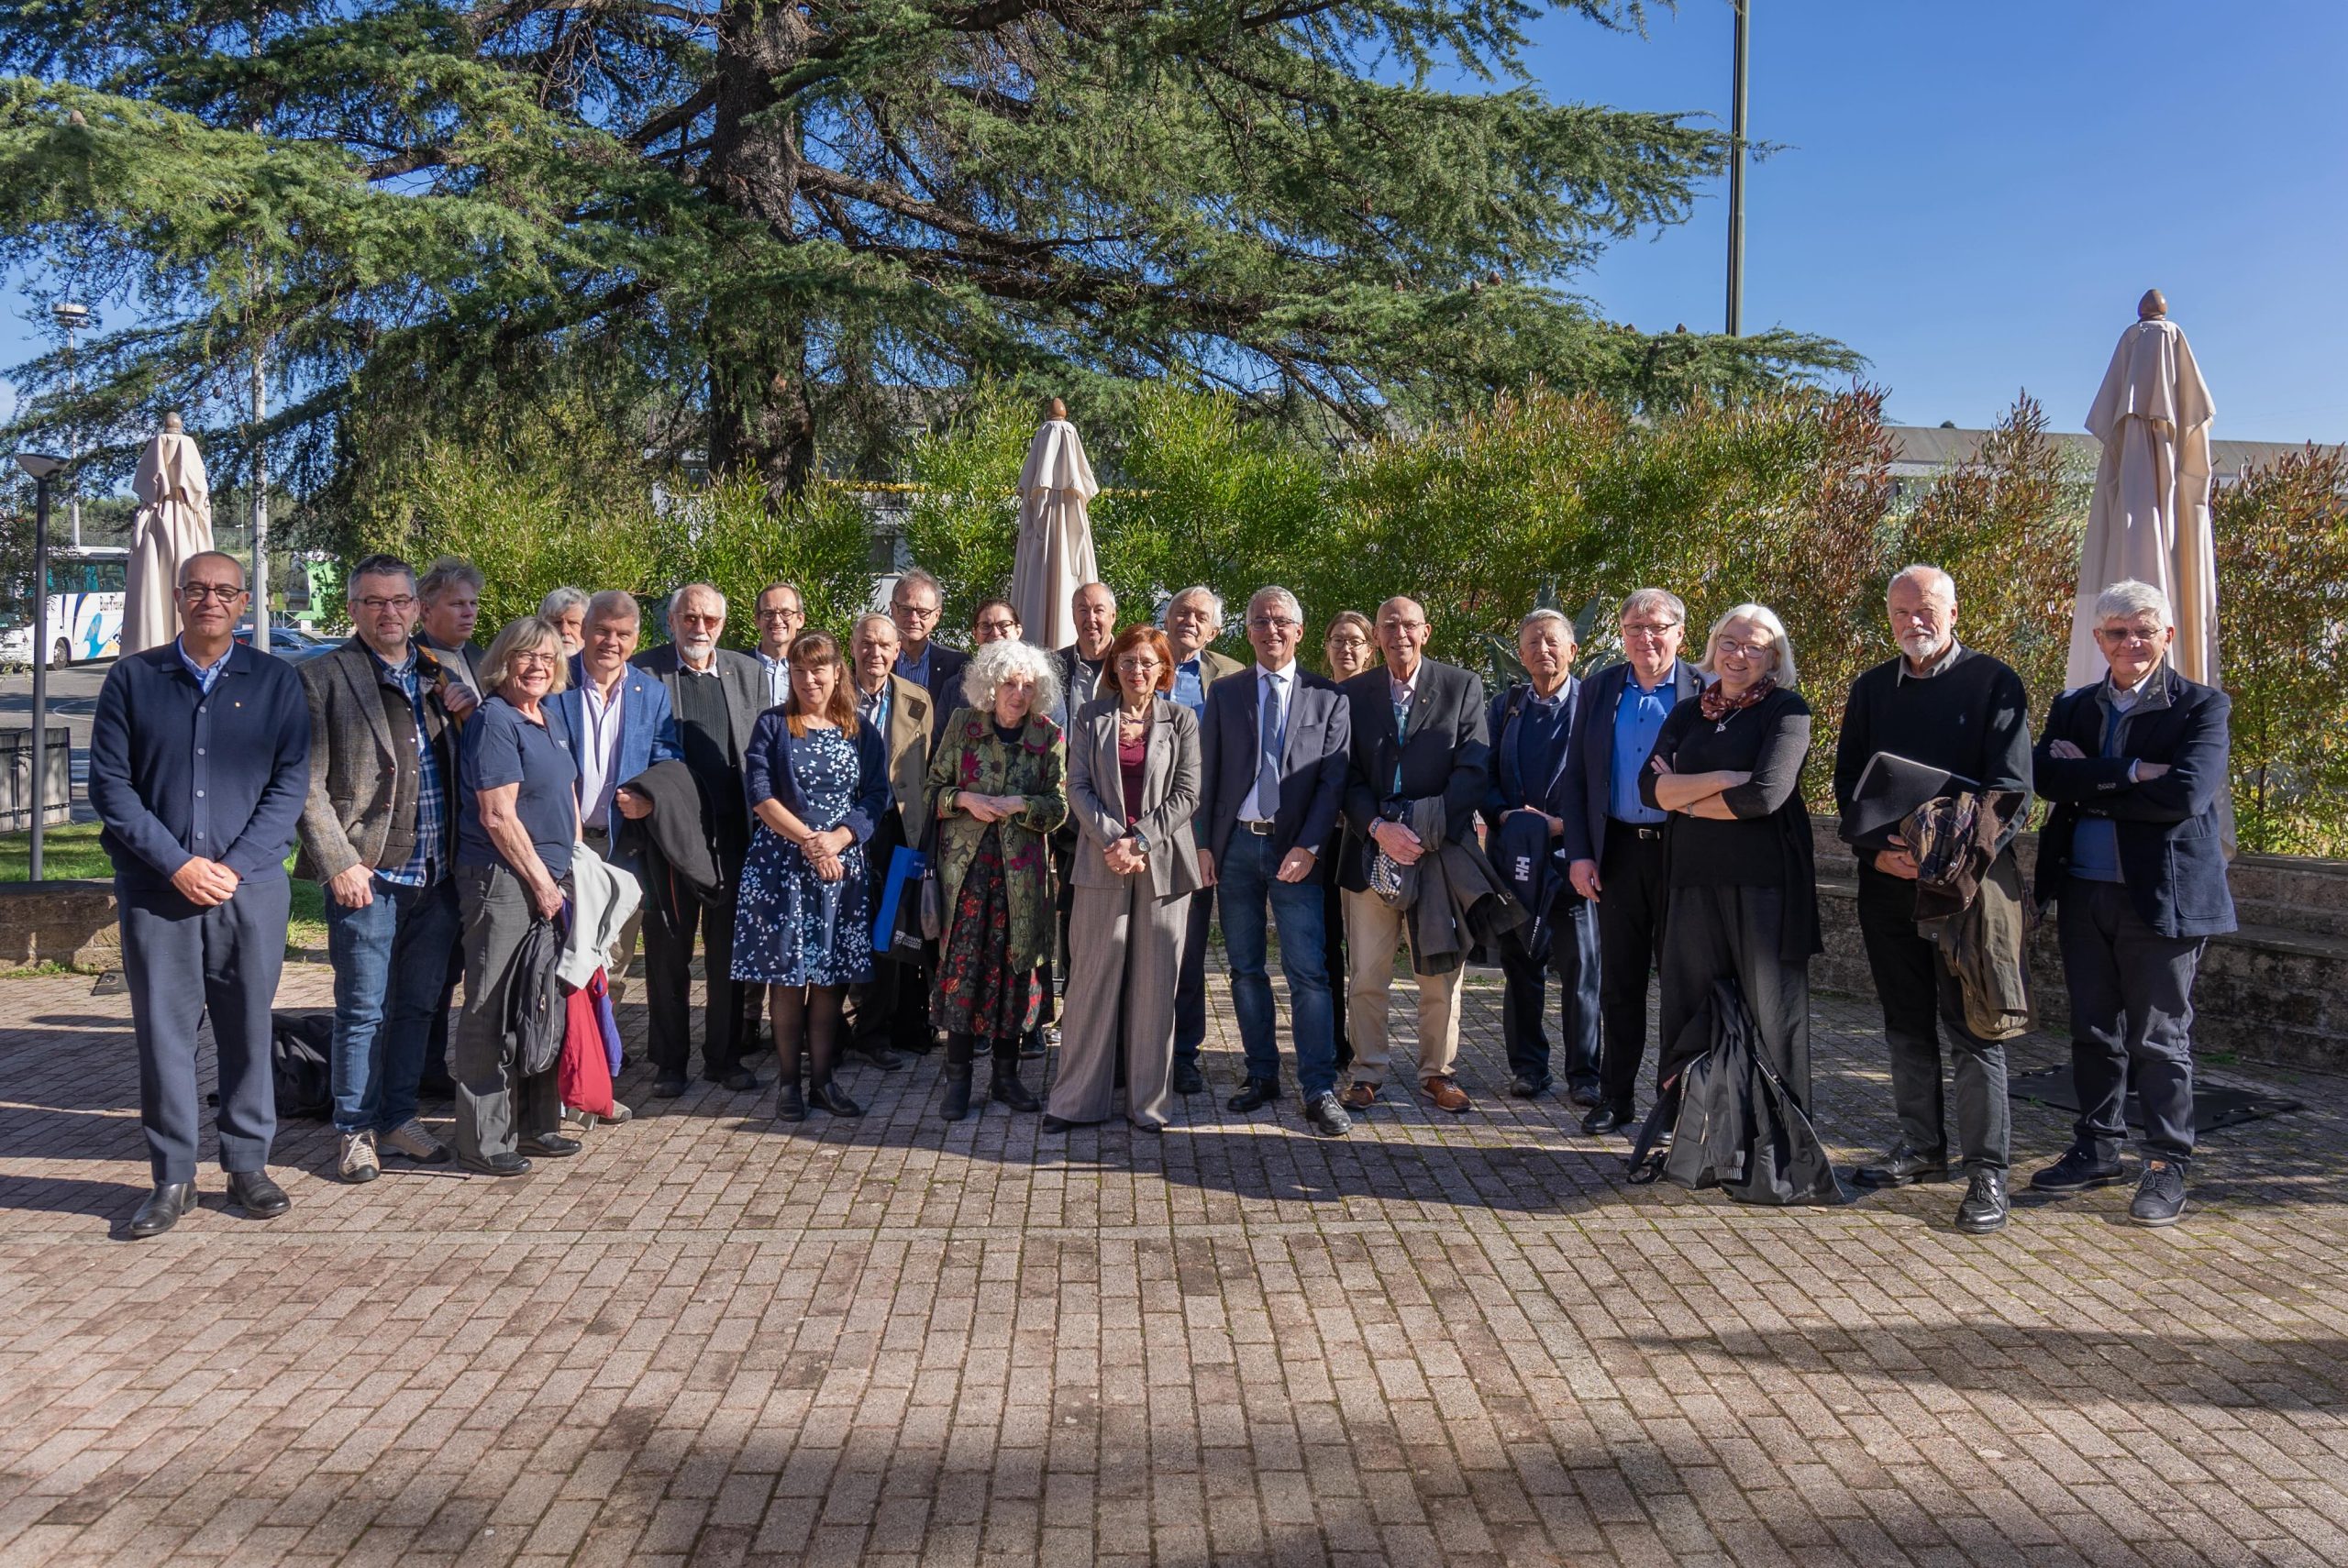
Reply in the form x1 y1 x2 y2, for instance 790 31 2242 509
91 551 313 1237
1161 585 1246 1092
294 554 467 1183
890 568 968 728
751 582 808 708
1559 588 1703 1136
1198 587 1354 1133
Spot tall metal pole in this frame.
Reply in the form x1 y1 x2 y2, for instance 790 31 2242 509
28 474 50 882
62 325 81 550
250 343 271 656
1726 0 1749 337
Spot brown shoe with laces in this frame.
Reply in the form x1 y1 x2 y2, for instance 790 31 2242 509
1341 1081 1378 1111
1422 1076 1470 1113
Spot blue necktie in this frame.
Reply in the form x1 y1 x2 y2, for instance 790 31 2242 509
1257 673 1286 816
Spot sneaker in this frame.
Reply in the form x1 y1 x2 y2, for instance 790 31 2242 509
380 1119 452 1165
337 1131 380 1184
2029 1147 2125 1193
1421 1076 1470 1114
2129 1160 2187 1227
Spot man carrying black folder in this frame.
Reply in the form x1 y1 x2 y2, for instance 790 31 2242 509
1833 565 2033 1233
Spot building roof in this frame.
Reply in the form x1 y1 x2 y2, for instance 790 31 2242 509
1887 425 2339 480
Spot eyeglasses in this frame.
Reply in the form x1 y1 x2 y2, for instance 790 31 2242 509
1714 638 1775 659
511 652 559 669
974 620 1019 635
2094 626 2165 646
756 606 804 622
1326 635 1369 650
1247 616 1301 631
180 583 245 602
1118 657 1164 673
893 602 941 622
356 595 415 613
1621 621 1680 638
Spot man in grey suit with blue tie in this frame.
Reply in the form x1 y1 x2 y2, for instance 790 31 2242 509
1198 588 1354 1136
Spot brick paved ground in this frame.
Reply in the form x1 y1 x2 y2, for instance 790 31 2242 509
4 955 2347 1567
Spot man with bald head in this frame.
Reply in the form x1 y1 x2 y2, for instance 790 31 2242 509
1334 595 1492 1115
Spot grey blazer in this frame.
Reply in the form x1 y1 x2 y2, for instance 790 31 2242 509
1066 695 1203 901
629 644 766 764
294 638 460 883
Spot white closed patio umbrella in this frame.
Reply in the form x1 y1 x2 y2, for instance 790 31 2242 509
124 414 216 655
2065 291 2219 690
1010 398 1099 649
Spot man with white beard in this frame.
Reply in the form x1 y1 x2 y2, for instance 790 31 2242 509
1833 565 2033 1234
631 582 768 1098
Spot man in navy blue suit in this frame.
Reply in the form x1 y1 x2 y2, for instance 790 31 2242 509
548 590 681 1010
1198 587 1354 1135
1558 588 1703 1135
890 568 969 734
1481 610 1601 1103
2029 580 2236 1228
90 550 312 1238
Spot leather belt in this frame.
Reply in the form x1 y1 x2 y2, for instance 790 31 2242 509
1239 820 1276 835
1608 820 1666 842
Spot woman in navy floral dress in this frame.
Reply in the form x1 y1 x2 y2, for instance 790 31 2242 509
733 631 892 1122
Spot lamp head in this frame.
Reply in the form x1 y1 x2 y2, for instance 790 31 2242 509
14 453 66 481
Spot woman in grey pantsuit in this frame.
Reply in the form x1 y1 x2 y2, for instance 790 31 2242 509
1044 624 1202 1132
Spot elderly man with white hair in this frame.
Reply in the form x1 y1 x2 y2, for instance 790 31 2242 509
2028 580 2235 1227
1163 584 1246 1092
1833 564 2033 1234
631 581 768 1098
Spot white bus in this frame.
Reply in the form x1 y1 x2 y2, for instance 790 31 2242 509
0 547 131 668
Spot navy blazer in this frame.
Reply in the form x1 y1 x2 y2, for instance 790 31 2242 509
1480 676 1582 827
548 656 683 839
903 643 969 721
1197 664 1351 865
2032 665 2236 940
1557 657 1704 867
742 712 892 846
1336 658 1490 894
90 642 312 892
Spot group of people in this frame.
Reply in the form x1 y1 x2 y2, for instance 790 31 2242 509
88 547 2234 1241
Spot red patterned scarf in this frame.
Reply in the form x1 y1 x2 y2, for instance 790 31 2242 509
1698 676 1776 723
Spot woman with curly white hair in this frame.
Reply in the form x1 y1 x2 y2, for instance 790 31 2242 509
921 638 1069 1121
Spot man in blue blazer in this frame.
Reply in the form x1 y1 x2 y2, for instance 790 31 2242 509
890 568 969 736
1480 610 1601 1103
1198 587 1354 1135
548 591 681 1006
2028 580 2236 1228
1557 588 1704 1135
90 551 312 1238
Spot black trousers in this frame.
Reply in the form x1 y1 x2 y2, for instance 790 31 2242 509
1498 898 1600 1088
2058 878 2206 1165
1855 862 2010 1171
120 877 289 1184
849 810 933 1053
644 878 746 1080
1656 882 1811 1110
1322 870 1349 1063
1170 887 1214 1066
1594 820 1671 1111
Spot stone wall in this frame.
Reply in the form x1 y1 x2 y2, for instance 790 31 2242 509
1811 817 2348 1073
0 879 121 971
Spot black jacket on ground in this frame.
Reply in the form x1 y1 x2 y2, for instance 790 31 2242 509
1632 978 1845 1207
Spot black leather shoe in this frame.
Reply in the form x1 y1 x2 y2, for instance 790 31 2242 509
1228 1077 1279 1113
2030 1147 2126 1192
851 1042 905 1072
721 1068 759 1092
651 1075 688 1099
1854 1144 1950 1188
1040 1113 1080 1133
776 1085 806 1122
1954 1168 2009 1234
2130 1159 2187 1226
990 1066 1039 1112
520 1133 581 1158
226 1170 290 1219
1303 1093 1353 1138
1507 1075 1553 1099
1170 1060 1206 1096
127 1181 197 1239
1580 1101 1635 1136
1019 1027 1048 1060
460 1152 532 1177
809 1081 864 1118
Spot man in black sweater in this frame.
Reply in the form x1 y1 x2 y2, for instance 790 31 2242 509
1833 565 2032 1234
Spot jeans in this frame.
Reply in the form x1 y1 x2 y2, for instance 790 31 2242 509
1216 829 1338 1101
325 873 461 1136
2059 878 2206 1165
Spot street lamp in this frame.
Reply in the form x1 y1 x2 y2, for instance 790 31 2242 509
13 451 66 882
49 302 90 549
1725 0 1749 337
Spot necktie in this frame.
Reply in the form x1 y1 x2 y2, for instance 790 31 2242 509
1257 673 1285 816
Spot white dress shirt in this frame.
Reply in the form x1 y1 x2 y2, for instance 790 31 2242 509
1235 662 1296 823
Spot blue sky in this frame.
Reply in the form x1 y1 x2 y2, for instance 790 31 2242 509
5 0 2344 447
1523 0 2348 441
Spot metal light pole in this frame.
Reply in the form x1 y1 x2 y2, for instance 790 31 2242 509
15 452 66 881
50 303 89 549
250 345 270 656
1725 0 1749 337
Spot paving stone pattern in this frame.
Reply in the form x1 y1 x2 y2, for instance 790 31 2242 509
4 957 2347 1566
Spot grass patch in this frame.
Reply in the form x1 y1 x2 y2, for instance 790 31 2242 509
5 822 330 954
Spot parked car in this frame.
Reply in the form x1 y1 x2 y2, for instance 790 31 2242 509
234 624 339 663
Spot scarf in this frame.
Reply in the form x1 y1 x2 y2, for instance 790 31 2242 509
1698 676 1776 723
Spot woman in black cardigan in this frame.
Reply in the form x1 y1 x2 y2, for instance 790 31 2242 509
1638 602 1822 1110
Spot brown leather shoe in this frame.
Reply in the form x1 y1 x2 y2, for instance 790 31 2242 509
1341 1081 1378 1111
1422 1076 1470 1113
